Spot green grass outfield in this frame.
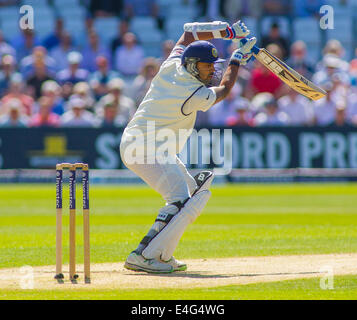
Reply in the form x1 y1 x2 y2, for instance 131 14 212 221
0 183 357 299
1 275 357 300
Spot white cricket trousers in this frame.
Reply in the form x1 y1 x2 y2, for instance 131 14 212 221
120 151 196 205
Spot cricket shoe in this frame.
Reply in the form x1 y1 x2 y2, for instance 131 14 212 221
161 256 187 271
124 252 174 273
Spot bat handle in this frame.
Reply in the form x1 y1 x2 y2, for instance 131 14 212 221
239 38 260 55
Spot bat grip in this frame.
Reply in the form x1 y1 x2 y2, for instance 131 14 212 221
240 38 260 55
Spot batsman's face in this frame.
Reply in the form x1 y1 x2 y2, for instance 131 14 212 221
197 62 215 82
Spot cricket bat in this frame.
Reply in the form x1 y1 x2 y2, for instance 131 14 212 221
241 39 326 101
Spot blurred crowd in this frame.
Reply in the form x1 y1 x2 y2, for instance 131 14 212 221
201 36 357 128
0 0 356 128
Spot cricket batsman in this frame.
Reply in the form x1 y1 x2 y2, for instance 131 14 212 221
120 20 256 273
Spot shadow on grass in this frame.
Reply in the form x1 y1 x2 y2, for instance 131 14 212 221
239 271 323 277
43 269 324 280
124 270 324 279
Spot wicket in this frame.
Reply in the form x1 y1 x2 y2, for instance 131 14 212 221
55 163 90 284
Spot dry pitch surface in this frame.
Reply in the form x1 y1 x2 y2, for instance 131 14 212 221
0 253 356 290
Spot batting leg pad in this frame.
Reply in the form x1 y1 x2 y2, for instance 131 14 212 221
142 190 211 261
134 204 180 255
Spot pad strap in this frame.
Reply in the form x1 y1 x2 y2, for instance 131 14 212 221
155 201 184 223
136 202 183 251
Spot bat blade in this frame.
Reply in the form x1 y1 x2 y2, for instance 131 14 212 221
254 48 326 100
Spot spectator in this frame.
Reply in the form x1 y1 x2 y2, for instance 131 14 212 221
334 101 347 126
50 32 76 72
312 54 350 86
157 39 175 65
323 39 348 62
0 54 20 96
261 22 290 60
221 0 263 22
0 0 18 7
11 29 40 62
278 86 314 125
29 96 60 127
330 72 349 103
89 55 120 100
286 40 314 79
98 95 129 127
225 97 255 126
81 30 111 73
61 97 98 127
294 0 327 18
349 57 357 90
195 0 226 21
26 57 55 99
250 92 273 114
222 0 244 22
56 51 89 85
71 81 96 112
42 18 65 51
246 45 284 99
110 19 130 56
315 39 349 73
262 0 291 16
207 84 241 126
254 93 290 126
95 78 135 124
1 74 34 116
74 16 95 49
100 98 116 127
0 30 16 58
114 32 144 77
313 81 338 126
20 46 57 77
60 83 74 102
124 0 164 30
130 57 159 107
0 98 29 127
346 92 357 125
89 0 123 17
85 16 95 32
40 80 65 115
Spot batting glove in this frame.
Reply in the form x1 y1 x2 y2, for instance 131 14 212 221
224 20 250 43
229 37 257 66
